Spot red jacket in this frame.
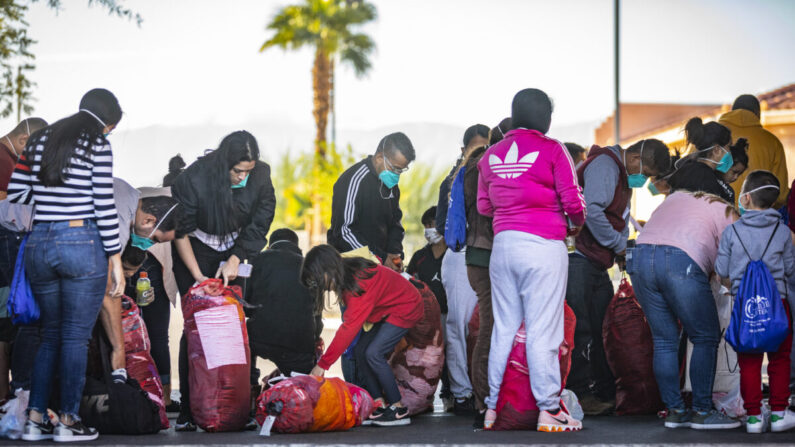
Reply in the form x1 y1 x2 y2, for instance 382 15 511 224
318 265 423 370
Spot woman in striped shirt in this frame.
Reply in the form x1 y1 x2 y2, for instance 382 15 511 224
7 88 124 442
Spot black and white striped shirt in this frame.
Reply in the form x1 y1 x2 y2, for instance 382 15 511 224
7 132 121 255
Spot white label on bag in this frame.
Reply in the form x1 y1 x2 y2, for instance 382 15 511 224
194 305 246 369
259 415 276 436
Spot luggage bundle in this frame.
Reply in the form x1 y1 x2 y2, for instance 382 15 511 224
493 303 576 430
389 279 444 415
121 296 169 429
602 277 663 415
255 375 364 434
182 279 251 432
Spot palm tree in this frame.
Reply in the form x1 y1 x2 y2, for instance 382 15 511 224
261 0 376 159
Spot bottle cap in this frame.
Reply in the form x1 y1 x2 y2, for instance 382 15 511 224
139 272 148 279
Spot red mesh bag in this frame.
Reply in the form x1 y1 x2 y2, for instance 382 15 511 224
121 296 169 429
182 279 251 432
493 303 576 430
346 384 375 426
255 376 358 433
602 278 663 415
389 279 444 415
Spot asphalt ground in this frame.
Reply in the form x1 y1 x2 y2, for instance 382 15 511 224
4 411 794 447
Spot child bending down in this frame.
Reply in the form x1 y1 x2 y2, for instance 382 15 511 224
716 170 795 434
301 245 423 427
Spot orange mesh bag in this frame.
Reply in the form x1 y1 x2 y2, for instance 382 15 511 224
310 377 356 432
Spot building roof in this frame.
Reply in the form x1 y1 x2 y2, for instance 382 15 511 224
759 83 795 110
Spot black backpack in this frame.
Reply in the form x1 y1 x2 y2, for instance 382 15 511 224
79 332 162 435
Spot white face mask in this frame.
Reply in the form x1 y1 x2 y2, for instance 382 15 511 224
424 228 443 244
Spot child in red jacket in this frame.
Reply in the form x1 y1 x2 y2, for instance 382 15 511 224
303 245 423 427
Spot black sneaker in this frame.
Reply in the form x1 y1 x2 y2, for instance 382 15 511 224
245 417 258 431
165 400 181 416
362 406 386 426
473 410 486 429
175 412 197 432
21 417 55 441
53 420 98 442
453 395 476 415
373 405 411 427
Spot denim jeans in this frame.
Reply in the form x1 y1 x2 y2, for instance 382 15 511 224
354 322 409 404
627 244 720 412
25 220 108 417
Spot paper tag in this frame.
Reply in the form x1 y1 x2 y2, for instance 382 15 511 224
259 415 276 436
194 305 247 369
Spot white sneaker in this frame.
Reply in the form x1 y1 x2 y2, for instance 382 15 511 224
745 414 768 433
771 409 795 433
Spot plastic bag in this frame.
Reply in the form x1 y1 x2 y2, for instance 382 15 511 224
560 389 584 421
7 234 39 325
713 383 745 419
390 279 444 415
121 296 169 429
493 303 576 430
183 279 250 432
346 384 375 426
603 278 664 415
0 389 29 439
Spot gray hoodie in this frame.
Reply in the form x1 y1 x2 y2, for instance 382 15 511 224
715 208 795 297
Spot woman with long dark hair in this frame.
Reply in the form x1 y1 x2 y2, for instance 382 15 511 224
301 245 423 427
7 88 124 442
170 130 275 430
668 118 735 202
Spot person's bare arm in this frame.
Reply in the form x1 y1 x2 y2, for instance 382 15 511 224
99 263 125 370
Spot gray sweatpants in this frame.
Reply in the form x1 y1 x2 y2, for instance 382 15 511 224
441 248 478 398
486 230 567 411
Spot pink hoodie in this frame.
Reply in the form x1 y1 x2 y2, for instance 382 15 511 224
477 129 586 240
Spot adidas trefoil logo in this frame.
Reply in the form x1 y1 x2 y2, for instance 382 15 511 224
489 142 539 179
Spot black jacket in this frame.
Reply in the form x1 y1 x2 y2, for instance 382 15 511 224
245 242 322 354
172 159 276 261
327 156 404 261
669 160 733 203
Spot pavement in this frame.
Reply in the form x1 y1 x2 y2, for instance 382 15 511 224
5 411 795 447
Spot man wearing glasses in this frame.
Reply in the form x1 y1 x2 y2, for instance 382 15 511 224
328 132 415 271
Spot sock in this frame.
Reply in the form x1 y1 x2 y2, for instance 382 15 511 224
111 368 128 384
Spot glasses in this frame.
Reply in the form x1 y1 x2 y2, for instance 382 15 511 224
383 152 410 174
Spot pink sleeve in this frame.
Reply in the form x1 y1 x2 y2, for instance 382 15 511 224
476 162 494 217
553 142 586 226
713 201 736 238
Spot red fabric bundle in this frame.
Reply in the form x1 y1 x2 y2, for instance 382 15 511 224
493 303 576 430
346 384 375 426
120 296 169 429
255 376 358 432
182 279 251 432
390 279 444 415
602 278 664 415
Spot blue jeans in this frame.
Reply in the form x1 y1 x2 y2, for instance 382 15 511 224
25 220 108 417
627 244 720 412
354 322 409 404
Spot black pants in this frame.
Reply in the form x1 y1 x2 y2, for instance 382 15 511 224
125 256 171 385
173 237 239 416
249 344 314 385
9 325 40 391
354 322 408 404
565 253 616 400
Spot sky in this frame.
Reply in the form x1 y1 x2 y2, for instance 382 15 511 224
2 0 794 158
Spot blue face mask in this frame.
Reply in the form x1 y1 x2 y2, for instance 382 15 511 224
715 151 734 174
379 170 400 189
130 232 155 251
738 202 747 216
647 181 661 196
624 141 648 189
231 174 249 189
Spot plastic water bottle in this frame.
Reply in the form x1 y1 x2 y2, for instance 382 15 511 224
136 272 154 307
566 218 576 253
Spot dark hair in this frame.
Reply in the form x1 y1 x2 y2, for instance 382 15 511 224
140 195 181 234
121 238 147 270
564 142 586 160
626 139 671 175
270 228 299 246
511 88 553 134
31 89 122 187
730 138 749 168
463 124 489 148
421 206 437 227
202 130 260 237
376 132 415 163
731 94 761 117
490 118 512 145
9 117 48 137
684 117 731 151
163 154 186 187
300 245 377 312
742 170 779 209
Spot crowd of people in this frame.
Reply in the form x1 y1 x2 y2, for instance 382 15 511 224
0 85 794 441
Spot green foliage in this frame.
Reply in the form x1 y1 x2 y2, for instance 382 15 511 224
398 163 447 258
0 0 140 120
261 0 376 77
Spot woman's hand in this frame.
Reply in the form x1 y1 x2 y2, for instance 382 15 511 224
216 254 240 287
108 254 125 297
310 365 326 377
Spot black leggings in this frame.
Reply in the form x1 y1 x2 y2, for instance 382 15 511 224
172 237 240 415
126 256 172 385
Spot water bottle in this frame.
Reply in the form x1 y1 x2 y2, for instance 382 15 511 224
136 271 154 306
566 218 576 253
